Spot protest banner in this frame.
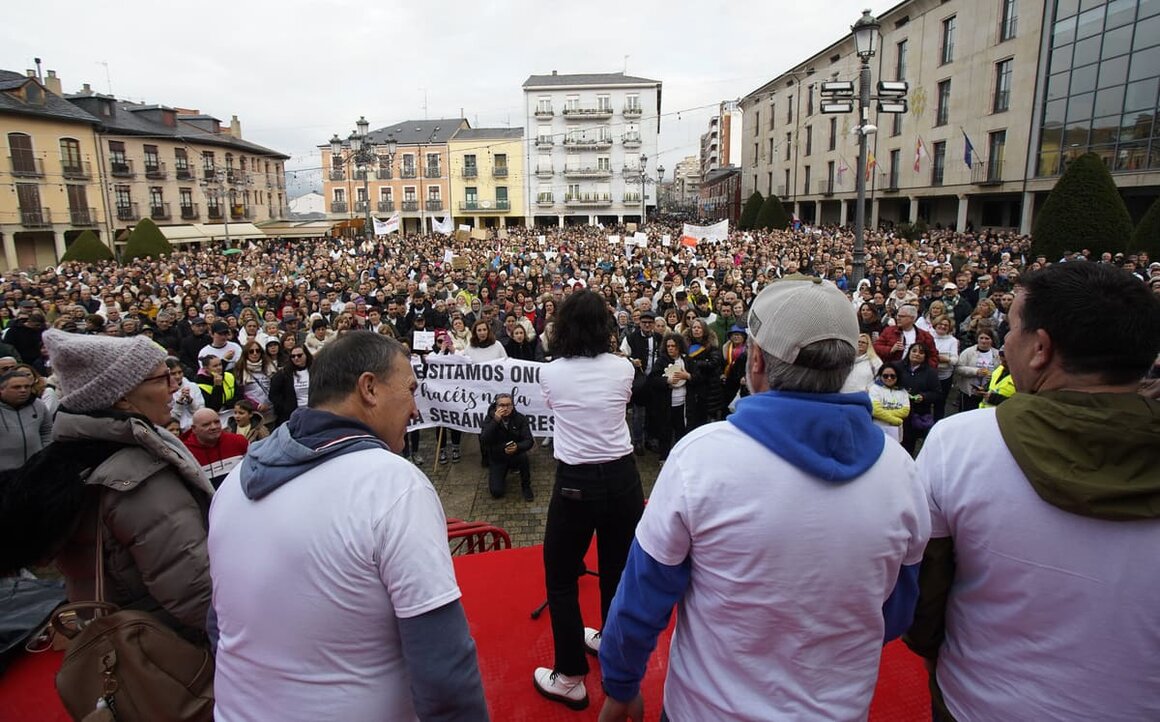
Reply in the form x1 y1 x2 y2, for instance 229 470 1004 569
408 357 554 436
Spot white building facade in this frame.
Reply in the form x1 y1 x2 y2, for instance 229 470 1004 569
523 72 662 226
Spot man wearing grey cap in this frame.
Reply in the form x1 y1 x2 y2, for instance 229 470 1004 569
597 275 930 722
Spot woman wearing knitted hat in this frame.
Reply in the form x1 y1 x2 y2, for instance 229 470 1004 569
35 329 215 642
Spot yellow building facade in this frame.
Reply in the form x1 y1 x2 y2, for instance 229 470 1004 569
1 69 109 269
448 128 526 228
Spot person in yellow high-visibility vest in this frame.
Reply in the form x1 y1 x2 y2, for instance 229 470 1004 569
979 351 1016 409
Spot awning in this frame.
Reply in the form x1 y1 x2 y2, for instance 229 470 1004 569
158 225 210 244
255 220 335 238
196 223 265 240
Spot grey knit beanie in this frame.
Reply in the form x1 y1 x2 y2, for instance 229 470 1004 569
42 329 168 413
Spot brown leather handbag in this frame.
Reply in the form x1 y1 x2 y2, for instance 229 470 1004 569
51 517 214 722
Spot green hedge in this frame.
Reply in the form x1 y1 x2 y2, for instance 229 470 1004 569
120 218 174 262
739 191 764 230
1130 194 1160 259
1032 153 1132 259
60 230 113 262
755 194 790 230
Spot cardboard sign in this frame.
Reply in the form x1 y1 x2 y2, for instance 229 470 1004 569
412 330 436 352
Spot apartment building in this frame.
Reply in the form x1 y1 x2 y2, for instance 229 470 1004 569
523 71 662 226
448 127 526 228
1 69 107 269
672 155 701 209
699 166 742 225
700 100 743 178
742 0 1160 234
322 118 466 235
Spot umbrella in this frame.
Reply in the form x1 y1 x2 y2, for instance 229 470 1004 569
222 248 243 255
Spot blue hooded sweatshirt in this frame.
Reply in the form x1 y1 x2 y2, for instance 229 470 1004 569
598 390 920 703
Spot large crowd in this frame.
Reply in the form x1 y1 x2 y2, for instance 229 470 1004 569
2 217 1160 722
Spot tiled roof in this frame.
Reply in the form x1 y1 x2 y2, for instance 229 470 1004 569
0 70 101 125
361 118 469 146
452 127 523 140
523 72 661 88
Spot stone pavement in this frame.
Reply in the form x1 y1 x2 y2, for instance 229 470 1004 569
419 432 663 548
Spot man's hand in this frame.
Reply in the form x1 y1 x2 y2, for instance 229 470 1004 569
598 695 644 722
893 340 904 353
1139 377 1160 400
224 349 236 360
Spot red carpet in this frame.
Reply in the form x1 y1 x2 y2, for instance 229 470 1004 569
0 544 929 721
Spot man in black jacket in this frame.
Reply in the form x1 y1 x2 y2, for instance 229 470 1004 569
619 311 662 454
479 394 534 501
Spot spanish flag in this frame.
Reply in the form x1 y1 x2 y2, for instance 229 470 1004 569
865 151 877 181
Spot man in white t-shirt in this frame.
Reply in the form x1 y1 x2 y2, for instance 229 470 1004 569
905 262 1160 721
598 275 930 722
198 321 243 371
209 332 488 722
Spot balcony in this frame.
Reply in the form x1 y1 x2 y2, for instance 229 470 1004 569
535 137 554 147
203 167 218 182
354 169 369 181
972 160 1003 186
426 199 443 211
401 168 418 179
401 200 419 212
377 200 395 212
883 180 900 193
229 206 254 220
536 193 554 205
150 202 171 220
109 159 134 177
70 207 98 226
622 165 642 174
564 137 613 150
116 203 139 222
175 165 195 181
564 166 613 178
424 166 441 179
61 160 92 180
207 205 223 220
329 169 347 181
564 193 612 206
19 207 52 228
180 203 200 220
376 168 393 180
623 193 641 203
355 200 370 213
535 166 554 177
227 170 249 185
622 134 642 148
462 167 478 178
534 107 554 118
563 107 614 120
331 201 348 213
9 155 44 177
145 161 167 180
458 200 511 212
493 166 508 177
817 180 835 196
623 105 643 117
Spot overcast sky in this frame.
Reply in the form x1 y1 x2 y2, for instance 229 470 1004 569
4 0 878 196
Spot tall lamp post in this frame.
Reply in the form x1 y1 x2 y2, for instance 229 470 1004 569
200 169 233 248
656 165 665 215
331 117 396 242
851 9 880 287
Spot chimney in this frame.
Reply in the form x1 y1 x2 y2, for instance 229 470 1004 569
80 83 94 96
44 70 62 96
551 70 557 76
229 114 241 138
26 69 35 78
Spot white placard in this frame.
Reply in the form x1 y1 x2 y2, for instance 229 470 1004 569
661 235 671 247
412 330 436 352
607 234 621 245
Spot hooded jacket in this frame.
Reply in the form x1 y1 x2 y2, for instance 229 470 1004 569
0 396 52 471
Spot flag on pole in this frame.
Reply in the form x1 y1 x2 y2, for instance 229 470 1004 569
962 130 975 169
837 157 850 187
914 137 929 173
865 151 877 181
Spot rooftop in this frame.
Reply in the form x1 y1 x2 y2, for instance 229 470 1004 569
452 127 523 140
0 70 101 125
522 71 661 88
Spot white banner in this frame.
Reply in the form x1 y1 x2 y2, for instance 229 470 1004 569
682 219 729 242
634 231 648 247
373 212 400 235
409 357 554 436
432 216 454 235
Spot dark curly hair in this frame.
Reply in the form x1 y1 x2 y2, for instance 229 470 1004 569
551 290 614 359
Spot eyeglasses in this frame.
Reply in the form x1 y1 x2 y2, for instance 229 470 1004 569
496 401 513 407
247 349 262 354
142 371 174 386
881 374 897 380
290 353 305 359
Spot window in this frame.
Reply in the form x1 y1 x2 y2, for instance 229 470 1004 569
108 140 127 169
805 126 813 155
768 138 776 160
565 95 580 111
494 153 507 171
202 151 215 172
180 188 193 210
537 97 552 114
829 117 837 150
784 169 790 195
150 187 164 209
59 138 82 173
402 154 416 177
464 154 477 176
807 85 815 116
496 187 508 205
537 153 551 172
626 94 641 112
174 148 189 172
597 155 611 171
769 172 775 195
114 185 132 210
889 149 901 188
566 183 580 200
994 59 1013 112
754 110 761 135
333 188 345 202
380 187 392 202
941 16 956 64
936 79 952 126
597 94 611 111
787 97 793 123
785 132 792 160
1000 0 1018 41
987 130 1006 181
143 145 160 172
896 39 909 81
403 187 416 202
356 187 367 203
225 153 234 170
769 102 776 129
427 186 440 200
932 141 947 185
803 166 811 194
537 124 552 143
426 152 440 177
66 185 88 216
827 160 836 185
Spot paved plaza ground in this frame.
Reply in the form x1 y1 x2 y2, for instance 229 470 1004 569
423 433 662 548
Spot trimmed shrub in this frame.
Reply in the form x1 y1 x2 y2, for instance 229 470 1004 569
755 194 790 231
120 218 174 262
60 230 113 262
1130 194 1160 259
1032 152 1132 259
739 191 764 230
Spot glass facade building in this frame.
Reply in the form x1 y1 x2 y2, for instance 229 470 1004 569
1038 0 1160 176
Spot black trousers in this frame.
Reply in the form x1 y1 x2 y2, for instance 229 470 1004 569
487 452 530 496
543 454 644 676
657 403 687 460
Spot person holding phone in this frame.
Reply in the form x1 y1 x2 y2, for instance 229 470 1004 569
478 393 534 500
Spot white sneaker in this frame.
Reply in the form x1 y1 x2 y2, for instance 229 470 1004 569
584 627 601 656
532 667 588 710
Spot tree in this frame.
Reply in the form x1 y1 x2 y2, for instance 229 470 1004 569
739 191 764 230
1031 153 1133 259
754 194 790 231
120 218 174 262
1130 194 1160 258
60 230 113 263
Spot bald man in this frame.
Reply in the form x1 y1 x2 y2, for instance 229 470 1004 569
182 408 248 489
